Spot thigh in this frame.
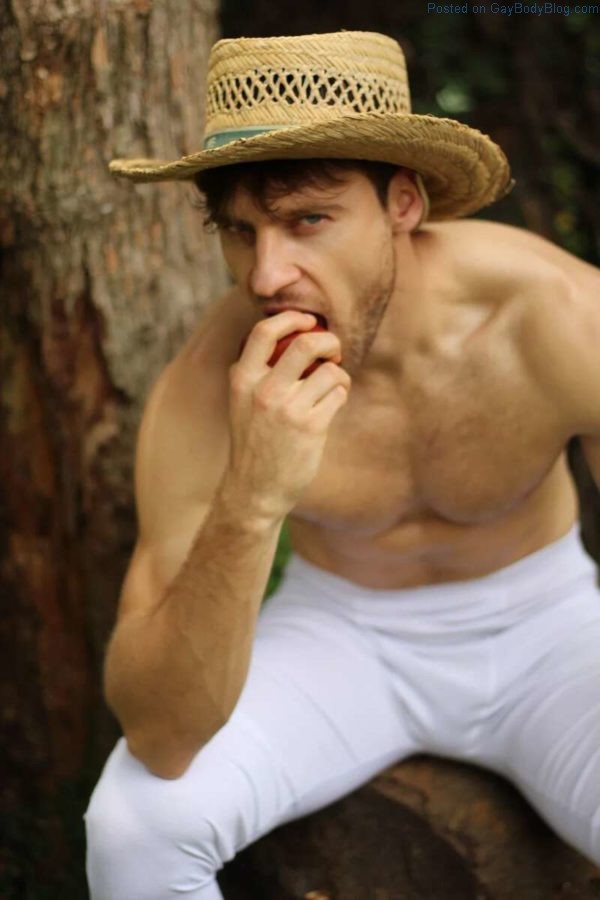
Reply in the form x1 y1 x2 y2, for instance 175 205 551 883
489 579 600 865
233 577 415 823
86 572 414 897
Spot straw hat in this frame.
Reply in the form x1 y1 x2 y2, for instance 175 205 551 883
109 31 514 221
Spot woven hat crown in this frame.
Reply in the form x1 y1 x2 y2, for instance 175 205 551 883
108 30 513 221
204 32 412 148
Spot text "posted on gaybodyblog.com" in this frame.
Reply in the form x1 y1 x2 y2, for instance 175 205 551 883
427 2 598 13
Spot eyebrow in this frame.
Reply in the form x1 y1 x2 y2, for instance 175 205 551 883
219 202 346 229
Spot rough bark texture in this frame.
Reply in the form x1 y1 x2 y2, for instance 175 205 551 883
0 1 225 896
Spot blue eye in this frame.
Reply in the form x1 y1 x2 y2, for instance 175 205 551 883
301 214 324 225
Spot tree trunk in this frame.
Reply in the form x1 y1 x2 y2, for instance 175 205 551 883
218 756 600 899
0 1 225 895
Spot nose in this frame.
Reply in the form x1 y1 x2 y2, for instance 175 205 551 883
248 228 301 299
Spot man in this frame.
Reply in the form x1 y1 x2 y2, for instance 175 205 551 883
85 31 600 899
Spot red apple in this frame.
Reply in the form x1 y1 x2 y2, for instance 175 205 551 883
238 323 339 379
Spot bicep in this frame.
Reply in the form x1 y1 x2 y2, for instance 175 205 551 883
116 361 217 622
521 273 600 434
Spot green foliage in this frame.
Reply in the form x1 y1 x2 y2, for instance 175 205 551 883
264 518 293 600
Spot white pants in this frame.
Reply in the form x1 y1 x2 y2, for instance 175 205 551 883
85 523 600 898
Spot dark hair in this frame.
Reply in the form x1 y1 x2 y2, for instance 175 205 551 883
192 158 403 230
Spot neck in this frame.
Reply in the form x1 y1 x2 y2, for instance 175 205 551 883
356 227 440 386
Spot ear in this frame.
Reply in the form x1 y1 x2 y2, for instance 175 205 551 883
386 169 425 234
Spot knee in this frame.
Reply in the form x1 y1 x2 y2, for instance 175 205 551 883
85 737 242 900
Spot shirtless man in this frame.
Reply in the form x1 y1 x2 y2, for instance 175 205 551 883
85 31 600 899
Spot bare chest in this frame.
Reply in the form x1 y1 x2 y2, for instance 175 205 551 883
291 334 564 532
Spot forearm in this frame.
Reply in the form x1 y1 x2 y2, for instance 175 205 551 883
103 473 285 778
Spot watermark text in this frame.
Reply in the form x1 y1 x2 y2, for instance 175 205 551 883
427 2 598 13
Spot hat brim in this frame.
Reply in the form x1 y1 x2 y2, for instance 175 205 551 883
109 113 514 220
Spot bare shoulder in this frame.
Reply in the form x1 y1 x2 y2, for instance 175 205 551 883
519 268 600 427
427 218 598 295
174 284 259 375
426 218 600 433
489 231 600 436
156 282 262 474
152 286 240 444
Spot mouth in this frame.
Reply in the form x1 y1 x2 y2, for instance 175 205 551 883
263 307 329 329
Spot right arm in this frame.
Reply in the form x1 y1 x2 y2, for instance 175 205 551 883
104 310 350 779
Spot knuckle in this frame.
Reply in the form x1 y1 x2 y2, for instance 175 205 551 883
279 405 302 428
255 319 272 336
252 388 272 411
321 361 341 379
229 363 248 392
294 334 314 353
328 341 343 361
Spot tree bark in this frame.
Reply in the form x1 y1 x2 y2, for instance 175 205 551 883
218 756 600 899
0 1 225 895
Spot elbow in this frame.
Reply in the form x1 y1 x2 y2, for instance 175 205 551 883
126 737 195 780
123 721 228 780
102 648 233 778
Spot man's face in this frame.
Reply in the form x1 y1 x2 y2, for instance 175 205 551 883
217 169 399 376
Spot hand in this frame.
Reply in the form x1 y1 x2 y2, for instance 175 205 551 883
238 323 339 378
225 311 351 521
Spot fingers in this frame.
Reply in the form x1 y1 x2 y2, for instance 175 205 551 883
271 329 343 381
292 359 351 411
308 382 350 432
235 312 348 425
240 311 318 370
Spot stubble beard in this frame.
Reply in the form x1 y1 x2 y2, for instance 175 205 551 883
343 239 397 377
